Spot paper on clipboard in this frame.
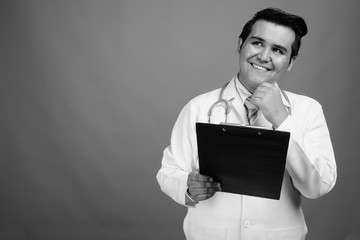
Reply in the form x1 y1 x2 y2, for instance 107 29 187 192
196 122 290 200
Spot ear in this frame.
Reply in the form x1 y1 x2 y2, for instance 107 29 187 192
287 57 296 71
237 37 243 53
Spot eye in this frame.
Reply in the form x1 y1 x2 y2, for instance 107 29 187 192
273 48 284 55
252 41 262 47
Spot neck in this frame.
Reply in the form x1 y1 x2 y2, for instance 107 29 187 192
237 72 255 94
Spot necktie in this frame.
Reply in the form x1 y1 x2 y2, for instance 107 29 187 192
244 96 260 125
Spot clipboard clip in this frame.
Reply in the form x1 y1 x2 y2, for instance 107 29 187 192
220 122 266 129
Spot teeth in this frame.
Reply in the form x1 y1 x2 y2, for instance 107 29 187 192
252 63 267 71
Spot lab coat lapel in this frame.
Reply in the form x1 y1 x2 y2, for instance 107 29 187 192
221 77 247 125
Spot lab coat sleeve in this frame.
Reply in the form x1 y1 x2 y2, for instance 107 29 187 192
277 100 337 199
156 100 199 206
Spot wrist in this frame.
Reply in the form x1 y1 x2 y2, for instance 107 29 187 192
186 189 198 202
185 189 199 206
271 110 288 129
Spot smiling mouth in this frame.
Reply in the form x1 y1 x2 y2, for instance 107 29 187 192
250 63 271 72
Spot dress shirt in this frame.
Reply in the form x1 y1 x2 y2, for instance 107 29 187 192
156 75 336 240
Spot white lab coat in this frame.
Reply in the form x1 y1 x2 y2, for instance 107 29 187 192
156 76 336 240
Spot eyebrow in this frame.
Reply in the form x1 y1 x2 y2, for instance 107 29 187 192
250 36 289 53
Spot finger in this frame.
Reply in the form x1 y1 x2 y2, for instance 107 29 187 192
252 87 279 103
188 187 215 198
191 187 219 195
258 83 279 94
190 188 220 200
189 182 221 191
259 82 274 88
189 183 222 196
188 179 220 188
253 86 270 96
189 172 214 182
250 93 265 105
256 82 275 91
252 85 269 96
203 181 221 188
188 171 206 183
251 92 264 100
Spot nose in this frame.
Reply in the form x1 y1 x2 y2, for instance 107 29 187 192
257 48 271 62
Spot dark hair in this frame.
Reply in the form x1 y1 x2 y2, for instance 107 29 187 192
239 8 308 60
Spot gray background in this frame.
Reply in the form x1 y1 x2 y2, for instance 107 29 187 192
1 0 359 240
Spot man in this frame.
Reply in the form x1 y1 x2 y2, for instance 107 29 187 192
156 8 336 240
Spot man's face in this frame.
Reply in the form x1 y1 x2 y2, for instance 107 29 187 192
237 20 295 93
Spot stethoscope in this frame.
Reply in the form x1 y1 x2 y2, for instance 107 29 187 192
207 81 291 123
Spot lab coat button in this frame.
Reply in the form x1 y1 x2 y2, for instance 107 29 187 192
244 220 252 228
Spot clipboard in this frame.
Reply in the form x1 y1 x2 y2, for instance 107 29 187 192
196 122 290 200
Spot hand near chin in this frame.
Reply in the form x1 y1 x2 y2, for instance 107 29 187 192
250 82 289 128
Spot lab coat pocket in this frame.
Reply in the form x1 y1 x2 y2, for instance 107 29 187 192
184 219 227 240
268 226 304 240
